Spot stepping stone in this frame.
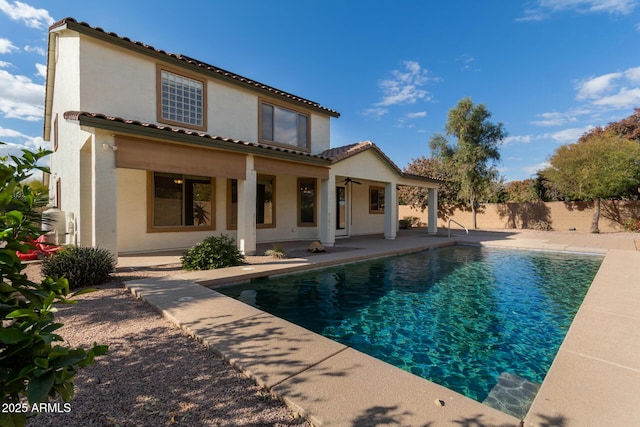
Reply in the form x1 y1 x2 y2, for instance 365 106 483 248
483 372 541 419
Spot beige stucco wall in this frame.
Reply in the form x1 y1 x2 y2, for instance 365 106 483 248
399 201 640 233
75 34 331 150
116 168 230 253
48 32 85 245
348 180 385 235
116 169 325 253
50 26 335 254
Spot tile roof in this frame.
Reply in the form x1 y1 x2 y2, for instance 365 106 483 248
50 18 340 118
63 111 328 162
64 112 440 183
65 111 441 183
319 141 443 183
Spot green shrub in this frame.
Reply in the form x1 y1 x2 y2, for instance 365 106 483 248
1 144 107 427
182 234 244 270
622 218 640 232
41 246 116 289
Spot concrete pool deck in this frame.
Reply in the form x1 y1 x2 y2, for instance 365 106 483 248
120 230 640 426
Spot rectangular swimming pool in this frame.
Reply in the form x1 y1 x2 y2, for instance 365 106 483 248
219 245 602 416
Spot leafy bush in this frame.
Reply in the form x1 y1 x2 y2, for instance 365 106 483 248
181 234 244 270
0 144 107 427
41 246 116 289
622 218 640 232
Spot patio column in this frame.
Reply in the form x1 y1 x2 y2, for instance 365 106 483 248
428 187 438 234
237 155 256 255
92 133 118 255
320 173 335 247
384 181 397 240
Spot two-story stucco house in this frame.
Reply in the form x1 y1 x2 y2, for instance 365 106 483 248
43 18 440 256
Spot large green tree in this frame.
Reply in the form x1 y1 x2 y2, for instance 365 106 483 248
430 98 506 229
541 131 640 233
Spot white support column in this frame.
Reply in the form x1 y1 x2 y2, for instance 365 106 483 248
428 187 438 235
320 173 335 247
237 155 257 255
91 134 118 255
384 181 397 240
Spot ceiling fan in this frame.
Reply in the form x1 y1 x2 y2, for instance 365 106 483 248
341 177 362 185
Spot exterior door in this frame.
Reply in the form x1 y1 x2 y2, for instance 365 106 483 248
336 186 348 236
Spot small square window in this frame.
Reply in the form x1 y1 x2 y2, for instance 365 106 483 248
157 66 207 130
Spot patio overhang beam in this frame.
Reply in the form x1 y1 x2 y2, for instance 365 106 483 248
73 113 332 167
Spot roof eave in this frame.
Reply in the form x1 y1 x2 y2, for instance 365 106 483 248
68 113 332 167
55 18 340 119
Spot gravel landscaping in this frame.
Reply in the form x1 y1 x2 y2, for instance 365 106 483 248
23 264 311 427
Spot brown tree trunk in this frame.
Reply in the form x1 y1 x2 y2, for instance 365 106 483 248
591 198 600 233
471 202 477 229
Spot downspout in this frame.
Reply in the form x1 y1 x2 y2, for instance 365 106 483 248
43 31 58 142
43 23 68 141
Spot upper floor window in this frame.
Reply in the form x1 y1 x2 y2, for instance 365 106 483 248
157 66 206 130
260 100 309 150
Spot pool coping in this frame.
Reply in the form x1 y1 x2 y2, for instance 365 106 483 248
123 231 640 426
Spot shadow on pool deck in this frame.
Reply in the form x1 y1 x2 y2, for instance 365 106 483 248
121 229 640 426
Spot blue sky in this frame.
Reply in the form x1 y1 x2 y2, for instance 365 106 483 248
1 0 639 182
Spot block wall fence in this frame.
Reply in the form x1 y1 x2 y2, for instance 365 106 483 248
399 200 640 233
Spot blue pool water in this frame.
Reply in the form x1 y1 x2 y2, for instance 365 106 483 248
220 246 602 403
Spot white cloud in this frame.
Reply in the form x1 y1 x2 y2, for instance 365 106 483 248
592 87 640 108
0 125 28 138
35 63 45 78
405 111 427 119
0 37 18 54
574 66 640 109
0 68 45 121
0 0 54 29
375 61 434 107
624 65 640 81
24 45 46 56
503 135 533 145
543 0 637 14
575 72 622 100
522 161 550 176
457 54 476 71
542 126 594 143
362 107 388 120
519 0 638 21
531 112 571 126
